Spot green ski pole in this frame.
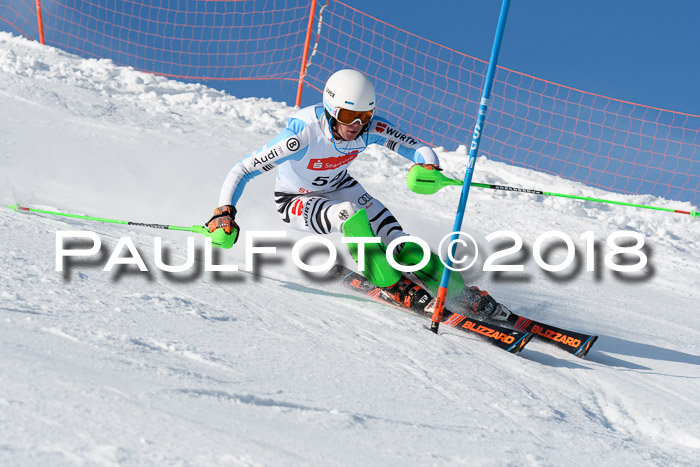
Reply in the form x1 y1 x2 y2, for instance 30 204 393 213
406 165 698 218
6 204 238 248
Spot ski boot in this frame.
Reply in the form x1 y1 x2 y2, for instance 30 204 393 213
382 277 434 317
457 286 513 322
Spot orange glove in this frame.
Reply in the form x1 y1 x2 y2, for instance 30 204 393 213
206 205 240 239
414 163 442 171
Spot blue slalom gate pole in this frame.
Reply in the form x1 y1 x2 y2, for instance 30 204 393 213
430 0 512 333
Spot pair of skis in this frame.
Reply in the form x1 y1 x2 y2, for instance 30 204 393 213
326 264 598 358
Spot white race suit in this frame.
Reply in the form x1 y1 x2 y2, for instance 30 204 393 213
218 104 439 248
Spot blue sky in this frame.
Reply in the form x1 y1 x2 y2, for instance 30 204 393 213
2 0 695 202
230 0 700 116
2 1 697 114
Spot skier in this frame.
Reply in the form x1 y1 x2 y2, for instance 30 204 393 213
206 69 475 312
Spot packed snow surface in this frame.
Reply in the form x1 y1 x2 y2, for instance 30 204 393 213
1 32 699 466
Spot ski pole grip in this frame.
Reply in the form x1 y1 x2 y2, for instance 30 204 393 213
406 165 463 195
189 225 238 249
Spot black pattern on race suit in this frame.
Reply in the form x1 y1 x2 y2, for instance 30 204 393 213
328 170 358 190
368 208 403 241
275 170 356 226
274 175 405 247
274 192 335 234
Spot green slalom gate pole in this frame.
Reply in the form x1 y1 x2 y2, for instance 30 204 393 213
6 204 238 248
406 165 698 217
471 182 699 217
429 0 512 333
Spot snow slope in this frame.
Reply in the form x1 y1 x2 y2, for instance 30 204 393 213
1 32 699 466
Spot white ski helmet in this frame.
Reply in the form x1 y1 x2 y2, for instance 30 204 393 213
322 69 376 121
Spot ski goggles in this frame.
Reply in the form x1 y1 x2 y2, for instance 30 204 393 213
335 108 374 126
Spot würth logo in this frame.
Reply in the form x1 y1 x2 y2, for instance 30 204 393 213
376 122 387 133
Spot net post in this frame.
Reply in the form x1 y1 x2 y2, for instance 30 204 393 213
35 0 45 44
295 0 318 107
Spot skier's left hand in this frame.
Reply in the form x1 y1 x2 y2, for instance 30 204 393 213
414 163 442 171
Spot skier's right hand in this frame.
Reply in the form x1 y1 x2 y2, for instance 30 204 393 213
206 205 240 241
